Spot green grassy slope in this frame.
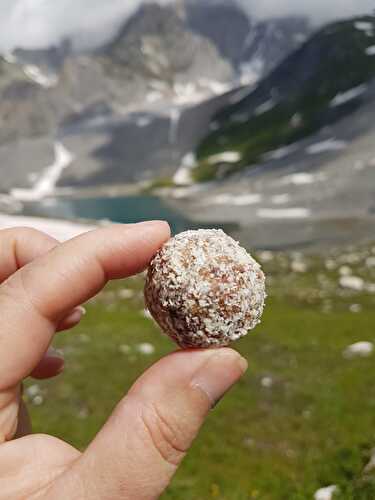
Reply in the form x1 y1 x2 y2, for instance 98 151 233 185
192 16 375 182
25 246 375 499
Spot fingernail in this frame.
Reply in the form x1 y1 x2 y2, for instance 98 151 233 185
191 349 248 407
64 306 86 325
137 220 169 228
46 347 64 360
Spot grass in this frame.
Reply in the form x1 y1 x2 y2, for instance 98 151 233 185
25 247 375 499
142 176 177 193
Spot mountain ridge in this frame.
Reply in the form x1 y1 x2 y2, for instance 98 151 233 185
190 14 375 182
0 2 312 192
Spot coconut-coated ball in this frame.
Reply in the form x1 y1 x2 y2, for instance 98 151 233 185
144 229 266 348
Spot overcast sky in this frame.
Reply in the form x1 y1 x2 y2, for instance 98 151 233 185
0 0 373 52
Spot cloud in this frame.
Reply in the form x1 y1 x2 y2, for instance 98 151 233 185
237 0 375 24
0 0 168 52
0 0 373 52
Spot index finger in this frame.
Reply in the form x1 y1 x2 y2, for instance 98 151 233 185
0 221 170 390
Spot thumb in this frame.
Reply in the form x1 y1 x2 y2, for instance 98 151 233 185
52 348 247 500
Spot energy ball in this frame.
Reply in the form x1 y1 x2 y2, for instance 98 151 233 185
144 229 266 348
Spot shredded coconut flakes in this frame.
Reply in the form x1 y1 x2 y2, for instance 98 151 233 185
144 229 266 348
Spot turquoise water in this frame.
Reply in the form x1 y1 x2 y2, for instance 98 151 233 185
24 195 234 234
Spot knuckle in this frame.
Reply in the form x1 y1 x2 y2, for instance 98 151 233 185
0 272 23 305
1 226 57 253
1 226 44 243
0 385 20 442
140 402 188 467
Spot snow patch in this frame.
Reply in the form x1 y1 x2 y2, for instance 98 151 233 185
306 139 347 155
169 108 181 144
173 153 196 186
294 33 307 44
146 91 163 104
231 112 250 124
290 113 303 128
228 87 252 105
206 193 262 206
173 82 202 105
3 52 17 64
198 78 231 96
263 144 298 161
0 214 95 242
254 98 276 116
11 142 74 201
135 116 152 127
271 194 290 205
366 45 375 56
169 185 204 199
330 84 367 107
240 58 265 86
207 151 241 164
355 21 373 35
23 65 58 88
257 208 311 219
281 172 325 186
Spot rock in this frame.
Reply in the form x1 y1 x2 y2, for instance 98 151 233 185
364 448 375 473
349 304 362 313
258 251 274 263
119 344 131 354
118 288 135 300
25 384 41 398
343 341 374 358
32 395 44 406
325 259 337 270
260 376 273 388
314 485 338 500
366 256 375 268
339 276 365 291
291 260 308 273
339 265 352 276
136 343 155 355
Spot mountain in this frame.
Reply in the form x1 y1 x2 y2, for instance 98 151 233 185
184 1 311 83
240 17 311 82
0 2 233 146
101 2 232 88
191 15 375 182
0 1 313 193
184 0 251 68
12 39 71 77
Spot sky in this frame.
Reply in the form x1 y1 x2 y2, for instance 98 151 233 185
0 0 373 52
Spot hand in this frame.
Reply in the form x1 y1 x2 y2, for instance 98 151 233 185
0 221 247 500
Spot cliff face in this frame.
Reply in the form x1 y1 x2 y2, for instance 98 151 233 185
192 16 375 182
0 1 312 190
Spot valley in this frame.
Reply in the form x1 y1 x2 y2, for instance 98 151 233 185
0 4 375 252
